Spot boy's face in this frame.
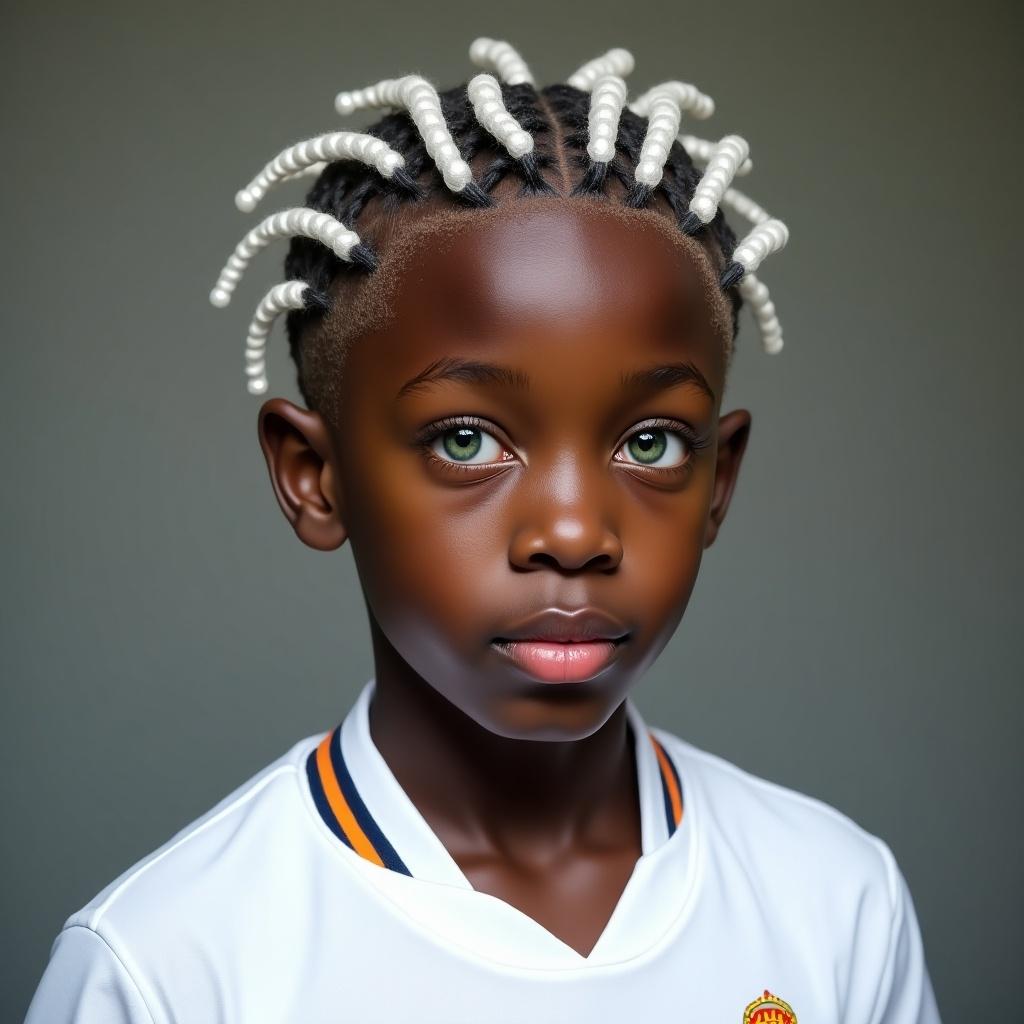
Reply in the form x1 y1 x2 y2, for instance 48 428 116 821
259 199 750 741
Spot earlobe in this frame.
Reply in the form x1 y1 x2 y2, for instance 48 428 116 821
256 398 348 552
703 409 752 549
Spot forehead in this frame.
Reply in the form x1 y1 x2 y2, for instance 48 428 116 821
336 198 731 405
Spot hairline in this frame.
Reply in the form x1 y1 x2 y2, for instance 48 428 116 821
300 194 736 426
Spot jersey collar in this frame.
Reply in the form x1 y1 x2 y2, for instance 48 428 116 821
307 679 683 888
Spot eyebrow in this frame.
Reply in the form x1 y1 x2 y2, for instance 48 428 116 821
396 357 530 399
395 356 715 404
620 362 716 404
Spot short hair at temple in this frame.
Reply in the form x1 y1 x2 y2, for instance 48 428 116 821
210 38 790 420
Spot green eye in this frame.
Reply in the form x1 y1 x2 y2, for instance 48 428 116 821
433 426 503 464
442 427 482 461
627 429 666 464
619 428 688 468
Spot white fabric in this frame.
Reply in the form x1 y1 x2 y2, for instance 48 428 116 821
25 679 941 1023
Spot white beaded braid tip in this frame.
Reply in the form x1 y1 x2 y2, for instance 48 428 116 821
210 208 361 308
334 75 473 193
738 273 784 354
687 135 751 223
242 280 309 394
235 132 406 212
567 48 634 91
468 74 534 157
633 87 700 188
469 38 535 86
680 135 752 176
731 217 789 275
586 74 628 163
241 161 328 210
334 78 398 116
629 81 714 121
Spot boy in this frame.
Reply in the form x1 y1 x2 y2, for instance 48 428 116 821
26 39 941 1022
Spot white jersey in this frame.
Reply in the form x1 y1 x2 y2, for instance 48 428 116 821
26 680 940 1023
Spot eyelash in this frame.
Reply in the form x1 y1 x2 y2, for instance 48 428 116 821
615 417 713 472
414 415 711 476
414 415 509 475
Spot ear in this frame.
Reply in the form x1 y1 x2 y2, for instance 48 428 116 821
256 398 348 551
704 408 752 548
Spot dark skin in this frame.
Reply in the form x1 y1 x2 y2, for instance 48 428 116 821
257 199 750 957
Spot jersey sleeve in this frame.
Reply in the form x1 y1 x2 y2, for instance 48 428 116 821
24 926 155 1024
867 845 942 1024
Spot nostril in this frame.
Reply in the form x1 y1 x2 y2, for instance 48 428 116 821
523 547 621 574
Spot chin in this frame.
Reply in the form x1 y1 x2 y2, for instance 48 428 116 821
469 679 629 742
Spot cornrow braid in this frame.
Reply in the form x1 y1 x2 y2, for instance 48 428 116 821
210 38 790 402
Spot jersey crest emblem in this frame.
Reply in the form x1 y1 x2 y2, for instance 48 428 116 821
742 990 797 1024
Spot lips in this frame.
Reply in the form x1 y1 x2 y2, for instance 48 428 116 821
491 607 629 684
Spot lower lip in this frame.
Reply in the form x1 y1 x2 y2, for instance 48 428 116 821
491 640 622 683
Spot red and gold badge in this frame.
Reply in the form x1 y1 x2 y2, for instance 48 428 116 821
742 990 797 1024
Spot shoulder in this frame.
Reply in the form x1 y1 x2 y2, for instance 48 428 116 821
26 733 329 1022
656 724 899 888
647 725 941 1020
67 733 319 938
53 734 325 987
655 726 905 953
653 726 943 1019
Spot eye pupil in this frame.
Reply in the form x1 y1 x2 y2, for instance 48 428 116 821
443 427 482 461
627 429 667 464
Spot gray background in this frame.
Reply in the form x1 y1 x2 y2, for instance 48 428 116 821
2 0 1020 1018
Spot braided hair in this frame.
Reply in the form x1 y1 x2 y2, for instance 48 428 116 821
210 41 790 414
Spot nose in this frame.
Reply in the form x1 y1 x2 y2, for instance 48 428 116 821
507 459 624 573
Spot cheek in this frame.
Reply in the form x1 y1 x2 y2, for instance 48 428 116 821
616 466 713 649
341 451 511 655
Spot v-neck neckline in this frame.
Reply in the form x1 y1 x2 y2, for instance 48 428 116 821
305 680 696 967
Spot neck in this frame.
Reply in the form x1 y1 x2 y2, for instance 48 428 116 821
365 624 639 866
